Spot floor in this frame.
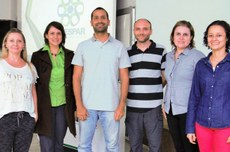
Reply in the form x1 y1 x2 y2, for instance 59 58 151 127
29 128 175 152
29 134 40 152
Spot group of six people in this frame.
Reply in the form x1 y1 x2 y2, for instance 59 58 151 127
0 6 230 152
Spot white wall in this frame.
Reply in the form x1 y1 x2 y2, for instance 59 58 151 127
2 0 230 55
136 0 230 55
20 0 117 55
0 0 17 20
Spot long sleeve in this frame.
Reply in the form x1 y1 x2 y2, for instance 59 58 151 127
186 61 202 133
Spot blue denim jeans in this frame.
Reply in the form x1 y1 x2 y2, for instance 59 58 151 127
78 110 120 152
39 105 67 152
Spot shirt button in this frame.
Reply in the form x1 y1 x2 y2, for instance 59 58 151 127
209 107 211 109
211 85 214 88
210 96 212 99
208 118 211 120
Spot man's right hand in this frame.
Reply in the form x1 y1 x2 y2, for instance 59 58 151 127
76 105 89 121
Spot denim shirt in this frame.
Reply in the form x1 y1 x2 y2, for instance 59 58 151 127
186 52 230 133
164 48 205 115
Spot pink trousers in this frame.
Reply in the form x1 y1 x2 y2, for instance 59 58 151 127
195 122 230 152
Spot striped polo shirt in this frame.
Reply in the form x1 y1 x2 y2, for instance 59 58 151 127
127 40 166 112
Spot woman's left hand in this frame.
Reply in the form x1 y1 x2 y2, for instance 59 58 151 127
35 112 38 122
227 136 230 143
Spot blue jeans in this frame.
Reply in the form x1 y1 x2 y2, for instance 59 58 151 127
39 105 67 152
78 110 120 152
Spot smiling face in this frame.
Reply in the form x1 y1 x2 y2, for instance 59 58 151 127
5 32 25 55
91 9 110 33
45 26 63 48
207 25 227 52
134 19 152 43
173 25 192 51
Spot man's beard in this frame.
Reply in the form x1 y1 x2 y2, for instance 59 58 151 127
93 24 108 33
136 35 150 43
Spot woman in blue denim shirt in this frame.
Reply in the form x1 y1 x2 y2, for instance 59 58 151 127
186 20 230 152
163 20 204 152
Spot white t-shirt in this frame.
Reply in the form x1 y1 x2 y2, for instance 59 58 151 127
0 59 38 119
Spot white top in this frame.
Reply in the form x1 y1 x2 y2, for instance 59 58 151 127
0 59 38 119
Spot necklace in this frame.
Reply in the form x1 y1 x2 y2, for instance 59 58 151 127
51 53 57 56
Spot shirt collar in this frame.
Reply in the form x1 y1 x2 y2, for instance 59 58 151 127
172 47 191 56
226 52 230 61
42 44 64 54
91 34 112 42
203 51 230 64
132 40 156 50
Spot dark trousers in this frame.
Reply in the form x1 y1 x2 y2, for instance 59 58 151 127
167 107 199 152
0 112 35 152
125 106 163 152
39 105 67 152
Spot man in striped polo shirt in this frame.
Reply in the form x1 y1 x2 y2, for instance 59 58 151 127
125 18 166 152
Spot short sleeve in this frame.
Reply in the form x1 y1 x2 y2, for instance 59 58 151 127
119 45 131 69
71 43 84 66
29 63 38 84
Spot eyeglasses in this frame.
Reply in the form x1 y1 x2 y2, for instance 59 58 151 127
207 34 225 39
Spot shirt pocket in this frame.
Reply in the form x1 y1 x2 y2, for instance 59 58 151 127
216 72 230 86
199 72 211 90
175 62 195 81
